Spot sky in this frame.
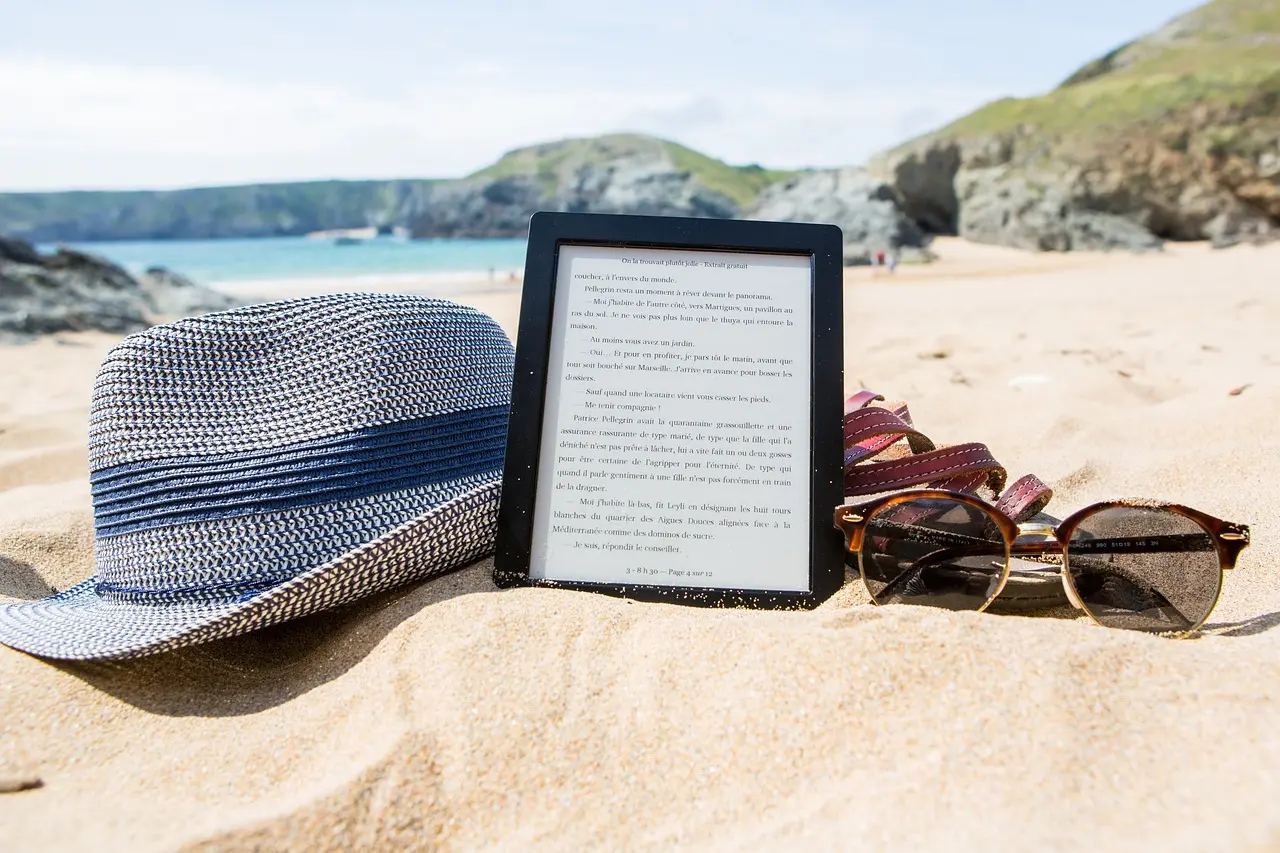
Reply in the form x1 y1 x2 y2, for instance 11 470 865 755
1 0 1204 192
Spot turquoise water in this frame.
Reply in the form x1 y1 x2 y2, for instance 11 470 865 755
42 236 529 284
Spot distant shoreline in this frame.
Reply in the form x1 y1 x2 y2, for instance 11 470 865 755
210 268 526 303
32 235 532 288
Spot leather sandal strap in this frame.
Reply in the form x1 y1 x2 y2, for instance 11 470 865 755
843 407 936 466
845 442 1007 497
846 391 917 426
995 474 1054 522
934 470 994 494
843 390 1051 521
844 390 885 414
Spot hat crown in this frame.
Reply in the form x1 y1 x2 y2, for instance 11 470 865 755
85 294 513 604
88 294 513 471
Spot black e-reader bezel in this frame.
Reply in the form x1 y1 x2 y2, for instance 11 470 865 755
494 211 845 610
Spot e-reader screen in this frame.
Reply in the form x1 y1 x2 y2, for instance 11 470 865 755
528 243 812 592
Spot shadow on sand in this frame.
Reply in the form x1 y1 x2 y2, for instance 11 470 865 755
16 561 1280 721
1203 611 1280 637
49 563 496 718
0 555 56 601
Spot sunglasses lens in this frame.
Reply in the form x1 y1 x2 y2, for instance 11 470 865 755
1066 506 1221 633
860 497 1009 611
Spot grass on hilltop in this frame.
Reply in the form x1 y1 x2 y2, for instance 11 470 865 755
922 0 1280 146
470 133 795 209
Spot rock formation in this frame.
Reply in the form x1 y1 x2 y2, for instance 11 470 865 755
406 135 746 238
747 169 935 264
409 137 936 264
0 236 238 341
869 0 1279 252
0 134 934 266
0 136 774 245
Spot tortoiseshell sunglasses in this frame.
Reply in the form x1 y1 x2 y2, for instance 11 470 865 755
833 491 1250 635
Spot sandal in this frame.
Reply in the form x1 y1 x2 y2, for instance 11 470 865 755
843 391 1067 611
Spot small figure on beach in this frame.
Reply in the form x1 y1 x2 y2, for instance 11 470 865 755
888 253 898 275
875 249 886 267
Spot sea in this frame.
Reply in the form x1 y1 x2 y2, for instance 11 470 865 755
40 236 530 285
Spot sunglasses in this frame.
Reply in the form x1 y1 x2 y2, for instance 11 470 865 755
832 491 1250 635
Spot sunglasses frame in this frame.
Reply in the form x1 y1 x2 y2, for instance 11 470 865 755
832 490 1251 635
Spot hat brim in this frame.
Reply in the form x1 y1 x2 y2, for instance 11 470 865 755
0 479 500 661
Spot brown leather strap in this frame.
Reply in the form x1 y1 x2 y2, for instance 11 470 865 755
844 390 885 414
842 389 1053 522
845 442 1006 497
995 474 1054 522
843 407 935 463
934 470 990 494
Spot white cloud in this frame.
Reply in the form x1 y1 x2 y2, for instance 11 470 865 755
0 56 1002 191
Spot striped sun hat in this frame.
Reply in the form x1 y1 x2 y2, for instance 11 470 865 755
0 293 513 660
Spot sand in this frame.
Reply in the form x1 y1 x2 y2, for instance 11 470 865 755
2 238 1279 850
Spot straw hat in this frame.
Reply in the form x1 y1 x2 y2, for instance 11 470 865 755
0 293 513 660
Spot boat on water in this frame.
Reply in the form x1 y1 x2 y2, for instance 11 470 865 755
305 226 378 245
305 225 411 245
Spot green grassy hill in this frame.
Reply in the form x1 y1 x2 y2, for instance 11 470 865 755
942 0 1280 144
469 133 795 210
0 134 794 243
940 0 1280 151
876 0 1280 247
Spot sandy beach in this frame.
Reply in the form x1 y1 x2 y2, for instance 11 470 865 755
210 267 526 303
2 238 1279 850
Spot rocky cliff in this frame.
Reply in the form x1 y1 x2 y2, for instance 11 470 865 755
0 136 787 244
0 182 440 243
0 133 933 265
747 169 935 264
408 136 937 261
869 0 1280 251
406 134 782 237
0 235 239 340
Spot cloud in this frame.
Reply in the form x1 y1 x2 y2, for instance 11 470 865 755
0 56 1001 191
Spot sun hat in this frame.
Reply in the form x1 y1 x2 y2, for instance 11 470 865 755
0 293 514 660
